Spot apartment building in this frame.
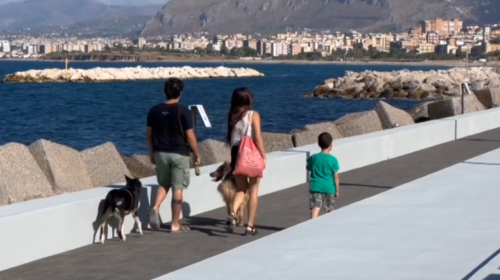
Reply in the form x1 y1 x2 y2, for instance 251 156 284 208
138 37 147 49
416 43 435 54
272 42 289 56
290 43 302 56
423 18 463 35
244 39 258 50
0 40 10 52
427 32 439 44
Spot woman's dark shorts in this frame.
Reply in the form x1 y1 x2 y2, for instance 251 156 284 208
230 145 239 171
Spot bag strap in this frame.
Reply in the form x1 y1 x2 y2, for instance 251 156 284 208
177 104 189 146
244 111 254 136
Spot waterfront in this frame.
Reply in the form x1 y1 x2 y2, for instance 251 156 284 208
0 60 449 155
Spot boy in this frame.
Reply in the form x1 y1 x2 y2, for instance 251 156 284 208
306 132 340 219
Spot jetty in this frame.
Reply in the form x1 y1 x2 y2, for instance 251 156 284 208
1 66 265 83
307 67 500 100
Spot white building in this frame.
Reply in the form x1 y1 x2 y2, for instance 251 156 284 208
272 42 289 56
0 40 10 52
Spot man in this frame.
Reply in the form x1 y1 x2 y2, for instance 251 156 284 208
147 78 200 232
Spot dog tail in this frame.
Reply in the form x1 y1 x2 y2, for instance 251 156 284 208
103 195 124 214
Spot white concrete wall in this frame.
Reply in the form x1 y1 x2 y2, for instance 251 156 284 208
446 107 500 139
1 108 500 271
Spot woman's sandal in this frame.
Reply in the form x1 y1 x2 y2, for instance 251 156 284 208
225 212 236 233
244 225 258 236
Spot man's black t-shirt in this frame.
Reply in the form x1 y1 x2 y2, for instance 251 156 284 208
147 103 193 156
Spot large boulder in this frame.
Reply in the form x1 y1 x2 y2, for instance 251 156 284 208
262 133 294 153
81 142 132 187
334 110 384 137
29 139 93 194
428 94 486 119
198 139 231 167
473 88 500 108
292 122 343 147
0 143 54 205
374 101 415 129
121 154 156 179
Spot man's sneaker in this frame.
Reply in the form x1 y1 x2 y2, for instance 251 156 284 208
149 208 160 230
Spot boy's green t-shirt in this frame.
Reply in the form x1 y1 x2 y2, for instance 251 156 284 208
307 152 340 194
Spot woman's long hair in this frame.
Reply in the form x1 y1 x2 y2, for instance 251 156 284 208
226 87 254 145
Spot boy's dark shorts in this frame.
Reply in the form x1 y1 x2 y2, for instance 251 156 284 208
309 192 335 212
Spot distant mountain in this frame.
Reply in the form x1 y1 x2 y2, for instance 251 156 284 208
0 0 161 30
140 0 500 36
0 0 168 5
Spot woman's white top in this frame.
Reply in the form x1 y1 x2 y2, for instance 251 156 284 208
230 110 254 147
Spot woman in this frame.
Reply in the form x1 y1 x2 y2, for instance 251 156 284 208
226 87 266 235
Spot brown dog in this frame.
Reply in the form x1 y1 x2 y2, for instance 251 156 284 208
209 161 249 228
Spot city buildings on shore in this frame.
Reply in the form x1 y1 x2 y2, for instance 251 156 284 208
1 18 500 60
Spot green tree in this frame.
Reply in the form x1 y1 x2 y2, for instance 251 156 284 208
193 47 206 54
220 45 229 55
490 37 500 44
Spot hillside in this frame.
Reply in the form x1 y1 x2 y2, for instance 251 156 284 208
0 0 161 30
140 0 500 36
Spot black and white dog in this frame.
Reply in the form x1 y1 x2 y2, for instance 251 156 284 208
100 175 143 244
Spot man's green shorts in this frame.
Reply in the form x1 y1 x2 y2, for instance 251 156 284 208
154 152 190 191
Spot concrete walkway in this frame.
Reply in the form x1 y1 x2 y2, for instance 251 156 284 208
2 128 500 280
159 140 500 280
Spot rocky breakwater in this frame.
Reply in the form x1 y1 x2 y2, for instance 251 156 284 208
306 67 500 100
1 66 265 83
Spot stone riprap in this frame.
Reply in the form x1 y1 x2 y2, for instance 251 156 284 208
198 139 231 167
81 142 132 188
306 67 500 100
121 154 156 179
1 87 497 205
29 139 93 194
0 143 54 205
1 66 265 83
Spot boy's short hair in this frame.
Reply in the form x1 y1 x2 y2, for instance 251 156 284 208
318 132 333 149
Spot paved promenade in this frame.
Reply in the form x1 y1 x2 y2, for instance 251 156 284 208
2 128 500 280
160 134 500 280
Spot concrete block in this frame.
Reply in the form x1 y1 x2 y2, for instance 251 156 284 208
29 139 93 194
406 101 433 122
198 139 231 167
375 101 415 129
334 110 383 137
121 154 156 179
292 122 343 147
262 132 294 153
0 143 53 205
473 88 500 108
428 95 486 119
81 142 131 187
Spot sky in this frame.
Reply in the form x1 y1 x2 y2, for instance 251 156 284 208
0 0 168 5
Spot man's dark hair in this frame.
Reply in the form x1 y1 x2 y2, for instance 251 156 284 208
164 78 184 100
318 132 333 149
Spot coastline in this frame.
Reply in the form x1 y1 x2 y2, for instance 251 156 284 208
0 57 494 67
